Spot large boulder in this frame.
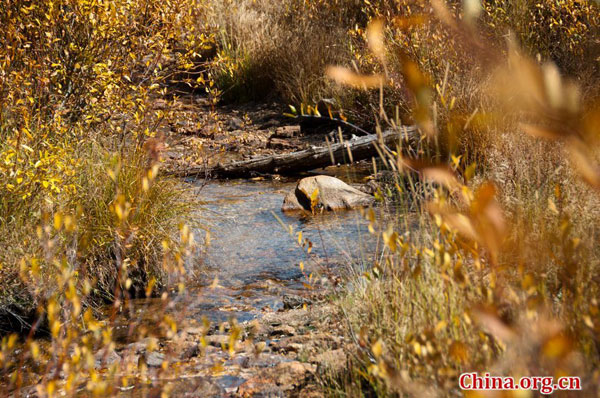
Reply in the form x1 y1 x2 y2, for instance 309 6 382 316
282 175 374 212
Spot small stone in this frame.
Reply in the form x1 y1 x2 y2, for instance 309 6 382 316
184 327 205 336
228 117 244 131
146 351 165 367
271 325 296 337
274 125 301 138
274 361 315 388
283 294 310 309
203 334 230 347
215 375 246 393
123 337 159 356
245 136 268 149
237 376 283 397
94 347 121 368
165 150 184 160
271 340 304 354
180 342 201 360
169 377 224 396
267 137 299 149
262 118 282 129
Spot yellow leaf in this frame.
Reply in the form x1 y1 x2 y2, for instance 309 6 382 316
422 167 461 190
367 19 385 62
548 198 559 215
382 225 397 252
310 188 319 210
372 339 383 358
53 213 62 230
326 66 385 89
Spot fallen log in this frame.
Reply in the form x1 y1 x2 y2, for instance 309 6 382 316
172 125 418 179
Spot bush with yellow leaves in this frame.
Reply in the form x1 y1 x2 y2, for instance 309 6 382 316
0 0 212 395
0 0 214 327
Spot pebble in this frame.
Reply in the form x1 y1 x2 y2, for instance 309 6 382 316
146 351 165 367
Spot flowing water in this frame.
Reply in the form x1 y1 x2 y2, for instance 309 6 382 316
110 166 378 343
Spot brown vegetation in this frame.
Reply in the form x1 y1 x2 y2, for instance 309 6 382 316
2 0 600 396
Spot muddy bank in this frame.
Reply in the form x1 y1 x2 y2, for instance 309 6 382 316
159 96 387 180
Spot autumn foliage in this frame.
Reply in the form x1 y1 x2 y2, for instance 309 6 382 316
1 0 600 397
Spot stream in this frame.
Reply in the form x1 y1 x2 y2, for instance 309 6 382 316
100 167 380 396
109 165 377 343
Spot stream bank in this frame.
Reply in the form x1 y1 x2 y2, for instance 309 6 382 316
4 167 376 398
5 98 384 397
98 173 376 397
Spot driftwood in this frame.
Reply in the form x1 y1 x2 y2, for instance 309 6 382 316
173 126 418 179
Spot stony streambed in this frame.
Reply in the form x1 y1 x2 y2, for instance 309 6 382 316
86 168 378 397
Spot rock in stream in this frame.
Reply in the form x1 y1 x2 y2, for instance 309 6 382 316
282 175 375 212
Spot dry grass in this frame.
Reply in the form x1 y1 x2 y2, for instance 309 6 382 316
197 0 600 396
204 0 369 106
313 1 600 395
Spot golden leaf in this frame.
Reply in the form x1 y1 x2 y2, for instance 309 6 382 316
367 19 385 62
326 66 385 89
372 339 383 358
422 167 461 191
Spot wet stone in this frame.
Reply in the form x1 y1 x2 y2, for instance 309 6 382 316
179 342 201 360
246 352 289 369
282 175 375 212
182 326 205 336
215 374 246 393
122 337 159 356
225 354 251 368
